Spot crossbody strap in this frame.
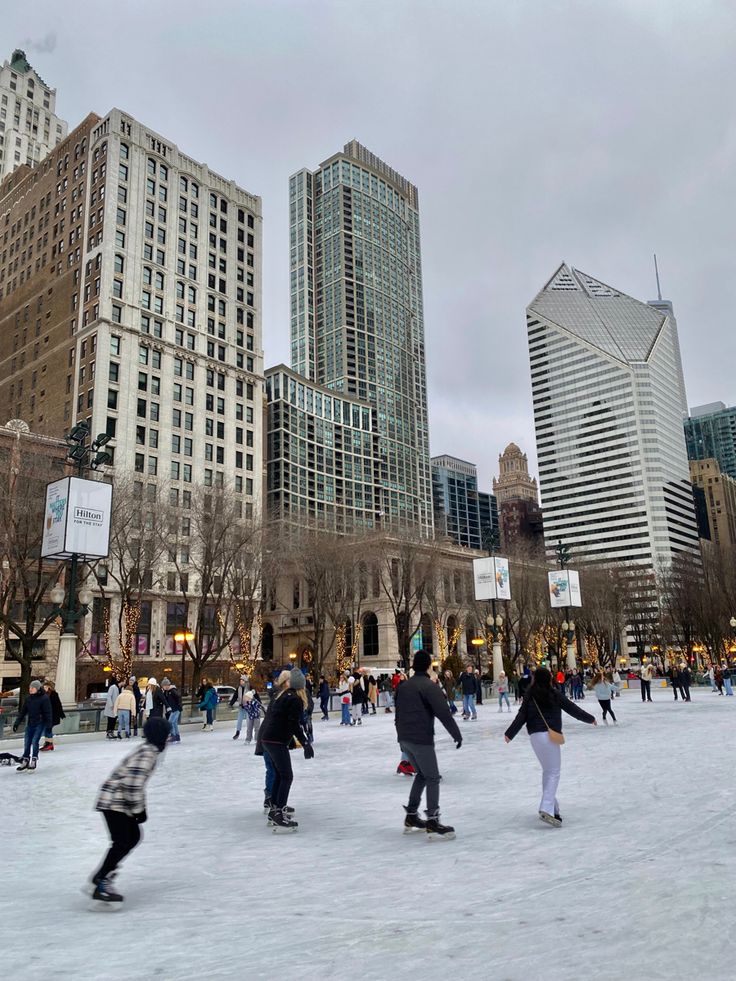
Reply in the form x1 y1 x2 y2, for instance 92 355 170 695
532 698 552 732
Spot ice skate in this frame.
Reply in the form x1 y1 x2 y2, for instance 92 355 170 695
396 760 415 776
270 808 298 833
425 814 456 840
92 877 124 905
40 741 54 752
403 807 427 833
539 810 562 828
28 757 37 771
16 758 29 772
232 731 240 740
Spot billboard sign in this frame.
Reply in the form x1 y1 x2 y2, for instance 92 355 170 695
473 557 512 601
548 569 582 609
41 477 112 559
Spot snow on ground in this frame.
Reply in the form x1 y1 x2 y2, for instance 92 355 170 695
2 689 735 981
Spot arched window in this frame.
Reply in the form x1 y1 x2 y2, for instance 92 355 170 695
261 623 274 661
363 612 379 658
421 613 434 656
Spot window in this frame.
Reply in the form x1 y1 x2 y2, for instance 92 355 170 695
107 390 118 409
109 362 119 382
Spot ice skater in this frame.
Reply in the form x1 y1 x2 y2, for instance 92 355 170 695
504 666 596 827
351 673 366 725
395 649 462 838
12 680 52 771
198 680 218 730
230 675 252 739
679 662 692 701
259 669 314 831
40 680 65 751
496 671 511 712
104 677 119 739
318 675 330 720
639 660 654 702
592 671 617 724
459 665 478 720
242 690 265 743
89 716 170 903
161 678 182 742
114 683 137 739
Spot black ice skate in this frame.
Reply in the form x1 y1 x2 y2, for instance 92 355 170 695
16 758 29 772
267 805 295 825
93 878 124 904
270 809 298 833
425 814 456 840
403 807 427 833
28 757 37 771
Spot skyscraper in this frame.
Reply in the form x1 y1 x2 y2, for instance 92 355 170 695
527 263 699 569
289 141 432 535
0 49 68 180
684 401 736 479
493 443 544 554
431 455 497 550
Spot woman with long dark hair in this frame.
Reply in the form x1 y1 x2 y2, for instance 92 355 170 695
504 667 596 827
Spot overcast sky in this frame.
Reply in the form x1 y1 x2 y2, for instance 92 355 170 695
7 0 736 486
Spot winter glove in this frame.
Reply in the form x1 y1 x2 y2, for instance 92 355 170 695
455 737 462 749
134 810 147 824
303 743 315 760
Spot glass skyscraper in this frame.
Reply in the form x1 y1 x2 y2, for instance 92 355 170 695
684 402 736 480
527 263 699 569
431 455 498 550
289 141 433 536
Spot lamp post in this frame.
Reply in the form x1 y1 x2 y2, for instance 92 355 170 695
554 540 577 671
486 613 504 681
470 636 485 671
174 630 194 694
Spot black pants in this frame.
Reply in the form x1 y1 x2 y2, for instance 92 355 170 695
95 810 141 880
640 680 651 702
106 716 117 734
598 698 616 722
320 698 329 718
401 741 442 817
262 742 293 809
681 681 691 701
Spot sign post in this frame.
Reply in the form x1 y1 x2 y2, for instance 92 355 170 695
473 556 512 681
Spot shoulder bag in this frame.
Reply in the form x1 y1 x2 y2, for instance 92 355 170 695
533 698 565 745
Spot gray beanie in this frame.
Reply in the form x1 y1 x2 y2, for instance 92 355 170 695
289 669 306 690
30 679 43 691
161 677 171 687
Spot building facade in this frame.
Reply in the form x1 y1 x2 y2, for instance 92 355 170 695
689 458 736 549
0 50 68 180
493 442 544 553
431 454 497 550
527 263 699 570
289 141 433 536
265 364 377 532
684 401 736 480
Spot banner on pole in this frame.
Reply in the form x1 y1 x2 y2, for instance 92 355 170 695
41 476 112 559
548 570 582 608
473 557 512 601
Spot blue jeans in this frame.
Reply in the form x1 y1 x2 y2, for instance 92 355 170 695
206 707 215 724
168 710 180 739
117 709 131 736
23 723 44 759
726 678 733 696
498 692 510 709
463 694 476 717
341 701 350 724
263 748 276 798
235 706 248 732
43 724 54 739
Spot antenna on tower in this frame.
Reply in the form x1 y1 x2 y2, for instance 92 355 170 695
653 253 662 301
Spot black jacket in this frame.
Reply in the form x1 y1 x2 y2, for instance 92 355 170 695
16 690 52 730
259 689 309 748
505 690 595 741
459 672 477 695
318 681 330 701
395 672 462 746
148 687 167 719
48 690 65 727
163 687 182 713
351 682 366 705
132 683 142 712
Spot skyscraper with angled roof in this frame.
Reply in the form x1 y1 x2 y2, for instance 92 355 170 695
527 263 699 570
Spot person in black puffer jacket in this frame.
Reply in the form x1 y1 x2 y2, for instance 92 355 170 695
259 669 313 830
505 667 596 827
13 680 52 771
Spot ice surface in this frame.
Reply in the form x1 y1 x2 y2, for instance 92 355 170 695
2 690 734 981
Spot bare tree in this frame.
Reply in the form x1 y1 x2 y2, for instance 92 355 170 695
375 532 435 670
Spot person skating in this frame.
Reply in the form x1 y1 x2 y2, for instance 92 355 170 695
592 671 617 725
722 662 733 696
161 678 182 742
40 680 65 751
474 669 483 706
639 660 654 702
497 671 511 712
12 680 52 771
114 684 137 739
459 664 478 720
350 673 366 725
338 673 351 725
395 649 462 839
518 666 532 701
143 677 167 724
318 675 330 720
129 676 143 735
259 669 314 831
679 662 692 702
198 680 218 730
89 716 170 903
368 675 378 715
103 677 120 739
256 671 291 815
230 675 252 739
242 690 265 743
504 666 596 827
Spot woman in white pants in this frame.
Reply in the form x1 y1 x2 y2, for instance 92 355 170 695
504 667 596 827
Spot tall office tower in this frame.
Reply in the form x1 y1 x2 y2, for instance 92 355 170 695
493 443 544 553
0 107 263 522
527 263 699 569
289 141 433 535
689 459 736 549
431 455 497 550
684 401 736 479
0 50 68 180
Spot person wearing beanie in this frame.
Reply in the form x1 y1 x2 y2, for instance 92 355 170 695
258 668 314 831
394 650 463 838
256 670 291 813
230 674 252 739
143 677 167 724
13 681 53 771
350 671 366 726
242 689 266 744
89 716 171 903
40 680 65 752
197 679 218 731
161 678 182 743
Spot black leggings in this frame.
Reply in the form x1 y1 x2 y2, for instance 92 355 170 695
95 810 141 880
262 742 293 809
598 699 616 722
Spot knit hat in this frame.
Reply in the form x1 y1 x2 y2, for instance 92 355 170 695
347 676 355 684
289 669 306 690
30 679 43 691
147 677 158 687
143 716 171 752
245 690 255 701
161 677 171 687
412 650 432 673
240 675 248 683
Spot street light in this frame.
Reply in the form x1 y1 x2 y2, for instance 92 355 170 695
174 630 194 693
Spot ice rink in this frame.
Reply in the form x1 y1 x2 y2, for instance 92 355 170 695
3 688 734 981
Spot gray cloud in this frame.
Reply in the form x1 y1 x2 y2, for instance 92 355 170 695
6 0 736 493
